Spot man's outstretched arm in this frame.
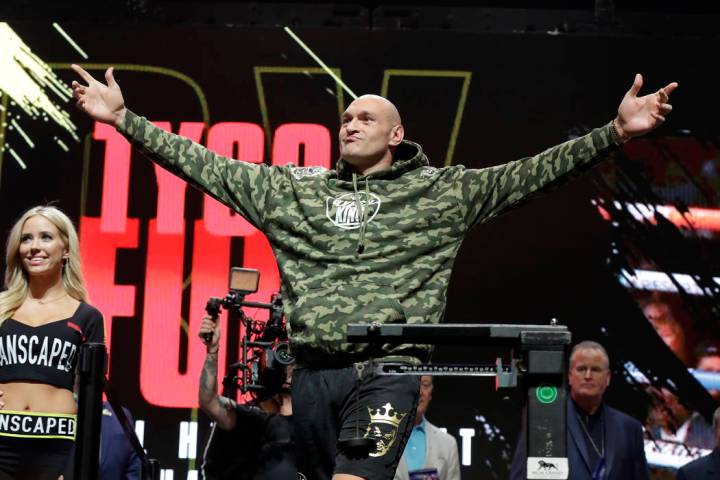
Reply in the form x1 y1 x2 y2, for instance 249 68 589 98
198 316 237 431
71 64 273 229
457 73 678 229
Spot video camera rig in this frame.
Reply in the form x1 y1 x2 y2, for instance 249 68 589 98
204 267 293 401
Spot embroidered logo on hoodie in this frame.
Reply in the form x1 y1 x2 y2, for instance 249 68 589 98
420 166 438 178
291 166 326 180
326 192 382 229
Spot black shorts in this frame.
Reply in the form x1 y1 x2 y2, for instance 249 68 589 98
0 436 74 479
292 365 419 480
0 411 76 480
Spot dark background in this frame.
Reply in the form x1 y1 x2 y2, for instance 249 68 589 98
1 1 719 477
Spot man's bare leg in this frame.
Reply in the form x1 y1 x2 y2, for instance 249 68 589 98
333 474 366 480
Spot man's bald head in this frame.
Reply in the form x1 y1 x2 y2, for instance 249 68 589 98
339 94 405 174
352 94 402 126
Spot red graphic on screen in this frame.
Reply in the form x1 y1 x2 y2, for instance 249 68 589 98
81 119 331 407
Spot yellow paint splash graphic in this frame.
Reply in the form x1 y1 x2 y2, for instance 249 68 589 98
0 22 79 142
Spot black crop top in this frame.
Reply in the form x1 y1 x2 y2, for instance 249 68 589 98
0 302 105 391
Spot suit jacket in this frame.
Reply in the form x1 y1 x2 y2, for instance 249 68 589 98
510 400 650 480
677 448 720 480
99 402 141 480
394 419 461 480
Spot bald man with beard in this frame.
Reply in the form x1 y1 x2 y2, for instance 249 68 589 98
72 64 676 480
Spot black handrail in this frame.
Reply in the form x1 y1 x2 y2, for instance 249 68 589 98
74 342 160 480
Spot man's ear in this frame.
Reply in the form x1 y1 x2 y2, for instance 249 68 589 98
389 124 405 146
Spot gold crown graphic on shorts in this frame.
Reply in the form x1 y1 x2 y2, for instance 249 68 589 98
367 402 406 427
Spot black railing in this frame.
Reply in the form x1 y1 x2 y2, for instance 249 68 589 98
74 343 160 480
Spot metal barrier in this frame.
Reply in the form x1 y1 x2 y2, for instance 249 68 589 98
347 322 571 480
73 343 160 480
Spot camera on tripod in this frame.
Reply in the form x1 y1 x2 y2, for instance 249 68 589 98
204 267 294 401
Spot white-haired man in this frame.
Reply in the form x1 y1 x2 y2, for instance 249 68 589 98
511 341 650 479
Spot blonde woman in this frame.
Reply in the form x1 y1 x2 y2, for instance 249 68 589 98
0 206 105 479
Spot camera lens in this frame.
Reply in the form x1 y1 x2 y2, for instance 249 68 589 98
275 342 295 365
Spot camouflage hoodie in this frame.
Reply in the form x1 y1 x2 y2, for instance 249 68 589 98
119 111 617 367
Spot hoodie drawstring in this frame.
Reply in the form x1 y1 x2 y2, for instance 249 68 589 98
352 173 370 254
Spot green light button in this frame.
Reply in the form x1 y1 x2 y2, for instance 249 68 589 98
536 385 558 404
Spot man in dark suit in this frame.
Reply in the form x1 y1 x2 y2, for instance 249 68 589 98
99 401 141 480
510 341 650 480
676 406 720 480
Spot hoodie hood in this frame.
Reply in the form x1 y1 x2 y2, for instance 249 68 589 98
334 139 429 181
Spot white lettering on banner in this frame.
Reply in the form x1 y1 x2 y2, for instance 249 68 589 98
459 428 475 466
178 421 197 459
139 423 493 476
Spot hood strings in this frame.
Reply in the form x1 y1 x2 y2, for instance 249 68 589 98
352 173 370 254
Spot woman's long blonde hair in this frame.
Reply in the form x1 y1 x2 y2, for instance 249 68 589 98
0 206 87 324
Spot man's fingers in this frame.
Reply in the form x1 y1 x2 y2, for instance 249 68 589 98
663 81 679 96
198 323 218 336
627 73 643 97
72 86 85 100
105 67 119 88
198 329 214 342
651 112 666 123
71 64 94 84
